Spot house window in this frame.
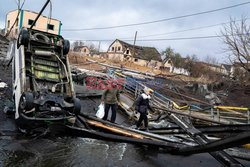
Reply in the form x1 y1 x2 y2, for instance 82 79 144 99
47 24 54 30
112 47 115 51
118 46 121 51
83 48 86 52
134 58 138 62
7 20 10 28
126 49 129 54
28 19 35 26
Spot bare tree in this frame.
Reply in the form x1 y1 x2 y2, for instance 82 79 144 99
88 43 98 53
72 40 85 51
204 55 218 65
221 17 250 74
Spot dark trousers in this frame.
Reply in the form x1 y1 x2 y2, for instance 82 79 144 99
103 103 117 123
136 112 148 128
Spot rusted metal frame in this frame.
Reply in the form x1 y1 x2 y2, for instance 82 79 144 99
124 84 228 124
179 131 250 155
65 125 182 152
77 113 192 145
168 113 243 167
157 85 248 122
149 124 250 134
125 76 248 124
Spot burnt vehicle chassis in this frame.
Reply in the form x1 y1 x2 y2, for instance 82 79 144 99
13 28 81 127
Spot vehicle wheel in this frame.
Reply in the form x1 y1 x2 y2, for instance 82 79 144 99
34 33 50 43
17 28 29 48
72 98 81 115
19 92 34 111
63 39 70 55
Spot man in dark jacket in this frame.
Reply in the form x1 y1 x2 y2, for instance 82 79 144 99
135 87 153 130
101 84 120 123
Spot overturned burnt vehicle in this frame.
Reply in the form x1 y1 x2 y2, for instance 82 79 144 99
12 22 81 127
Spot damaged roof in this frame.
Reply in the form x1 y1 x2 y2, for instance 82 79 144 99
221 64 233 71
115 39 162 62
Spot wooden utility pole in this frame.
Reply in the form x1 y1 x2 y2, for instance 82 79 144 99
131 31 137 67
133 31 137 46
98 41 101 52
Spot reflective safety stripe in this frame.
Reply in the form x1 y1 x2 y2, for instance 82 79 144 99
172 102 189 110
214 106 249 111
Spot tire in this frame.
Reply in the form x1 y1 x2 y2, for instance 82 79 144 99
72 98 81 115
63 39 70 55
17 28 29 48
19 92 34 111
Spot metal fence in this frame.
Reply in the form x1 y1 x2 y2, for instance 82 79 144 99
121 76 250 124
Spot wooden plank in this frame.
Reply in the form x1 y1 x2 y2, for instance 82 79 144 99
86 120 144 139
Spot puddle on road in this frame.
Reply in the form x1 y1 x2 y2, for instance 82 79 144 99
0 137 130 167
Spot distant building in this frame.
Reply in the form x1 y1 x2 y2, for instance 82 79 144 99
161 59 173 72
5 9 62 38
74 46 91 56
161 58 190 75
107 39 162 69
221 64 234 77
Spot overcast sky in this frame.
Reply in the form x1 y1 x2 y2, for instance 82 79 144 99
0 0 249 63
